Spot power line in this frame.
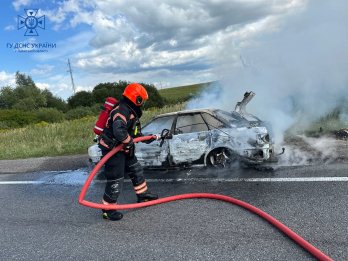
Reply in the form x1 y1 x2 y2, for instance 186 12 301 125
67 59 76 94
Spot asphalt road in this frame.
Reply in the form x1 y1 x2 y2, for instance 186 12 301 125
0 164 347 261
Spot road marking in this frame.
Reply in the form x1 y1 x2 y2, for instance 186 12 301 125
146 177 348 183
0 181 45 184
1 177 348 185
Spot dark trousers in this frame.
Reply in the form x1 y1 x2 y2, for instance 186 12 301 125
102 151 145 203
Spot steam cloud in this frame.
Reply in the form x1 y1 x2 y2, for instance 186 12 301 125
187 0 348 147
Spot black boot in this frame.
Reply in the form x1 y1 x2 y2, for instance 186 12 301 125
137 191 158 203
102 176 124 220
102 209 123 221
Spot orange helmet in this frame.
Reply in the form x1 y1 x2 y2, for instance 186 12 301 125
123 83 148 106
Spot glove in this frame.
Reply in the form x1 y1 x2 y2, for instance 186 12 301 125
124 138 135 157
142 135 159 144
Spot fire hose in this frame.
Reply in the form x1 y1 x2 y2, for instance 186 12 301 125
79 135 332 261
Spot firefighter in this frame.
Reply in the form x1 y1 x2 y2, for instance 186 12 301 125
98 83 158 221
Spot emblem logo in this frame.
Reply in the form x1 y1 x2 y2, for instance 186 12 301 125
17 9 45 36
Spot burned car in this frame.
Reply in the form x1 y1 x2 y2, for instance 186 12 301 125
88 92 275 169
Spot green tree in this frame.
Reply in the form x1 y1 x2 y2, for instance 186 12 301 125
140 83 165 109
67 91 94 108
42 89 68 112
1 73 67 111
15 71 35 86
0 86 17 109
91 81 126 103
12 72 47 110
92 82 118 103
90 80 164 108
13 97 38 111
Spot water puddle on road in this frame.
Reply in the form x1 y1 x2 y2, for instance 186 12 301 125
38 168 93 186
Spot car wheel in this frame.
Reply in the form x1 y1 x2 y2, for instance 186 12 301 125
207 148 236 168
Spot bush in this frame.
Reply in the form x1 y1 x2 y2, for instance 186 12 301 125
0 109 39 129
35 108 65 123
34 121 50 128
90 103 103 114
65 106 96 120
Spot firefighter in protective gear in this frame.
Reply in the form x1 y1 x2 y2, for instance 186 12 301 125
99 83 158 221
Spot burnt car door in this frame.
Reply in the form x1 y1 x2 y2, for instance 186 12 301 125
169 112 210 165
201 112 231 145
135 115 175 167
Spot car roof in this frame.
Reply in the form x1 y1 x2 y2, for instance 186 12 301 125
155 108 216 118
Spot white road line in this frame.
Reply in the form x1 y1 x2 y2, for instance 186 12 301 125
1 177 348 185
146 177 348 183
0 181 45 185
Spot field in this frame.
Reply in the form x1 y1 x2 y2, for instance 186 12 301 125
159 82 212 103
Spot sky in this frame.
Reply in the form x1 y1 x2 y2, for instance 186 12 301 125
0 0 308 100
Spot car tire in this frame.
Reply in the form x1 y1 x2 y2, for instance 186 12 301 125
206 148 237 168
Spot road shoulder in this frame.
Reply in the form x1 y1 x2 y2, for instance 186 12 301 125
0 154 88 174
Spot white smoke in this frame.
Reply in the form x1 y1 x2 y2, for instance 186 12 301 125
277 135 338 166
187 1 348 146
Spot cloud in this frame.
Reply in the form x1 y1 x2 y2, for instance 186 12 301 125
40 0 305 77
74 39 212 74
4 25 15 31
30 64 55 76
12 0 33 11
0 71 15 87
32 31 94 61
94 1 271 50
49 82 73 100
36 82 50 90
33 74 75 100
19 1 308 100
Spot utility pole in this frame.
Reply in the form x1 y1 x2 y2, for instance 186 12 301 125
67 59 76 94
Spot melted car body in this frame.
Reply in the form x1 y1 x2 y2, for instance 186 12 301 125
88 92 275 169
